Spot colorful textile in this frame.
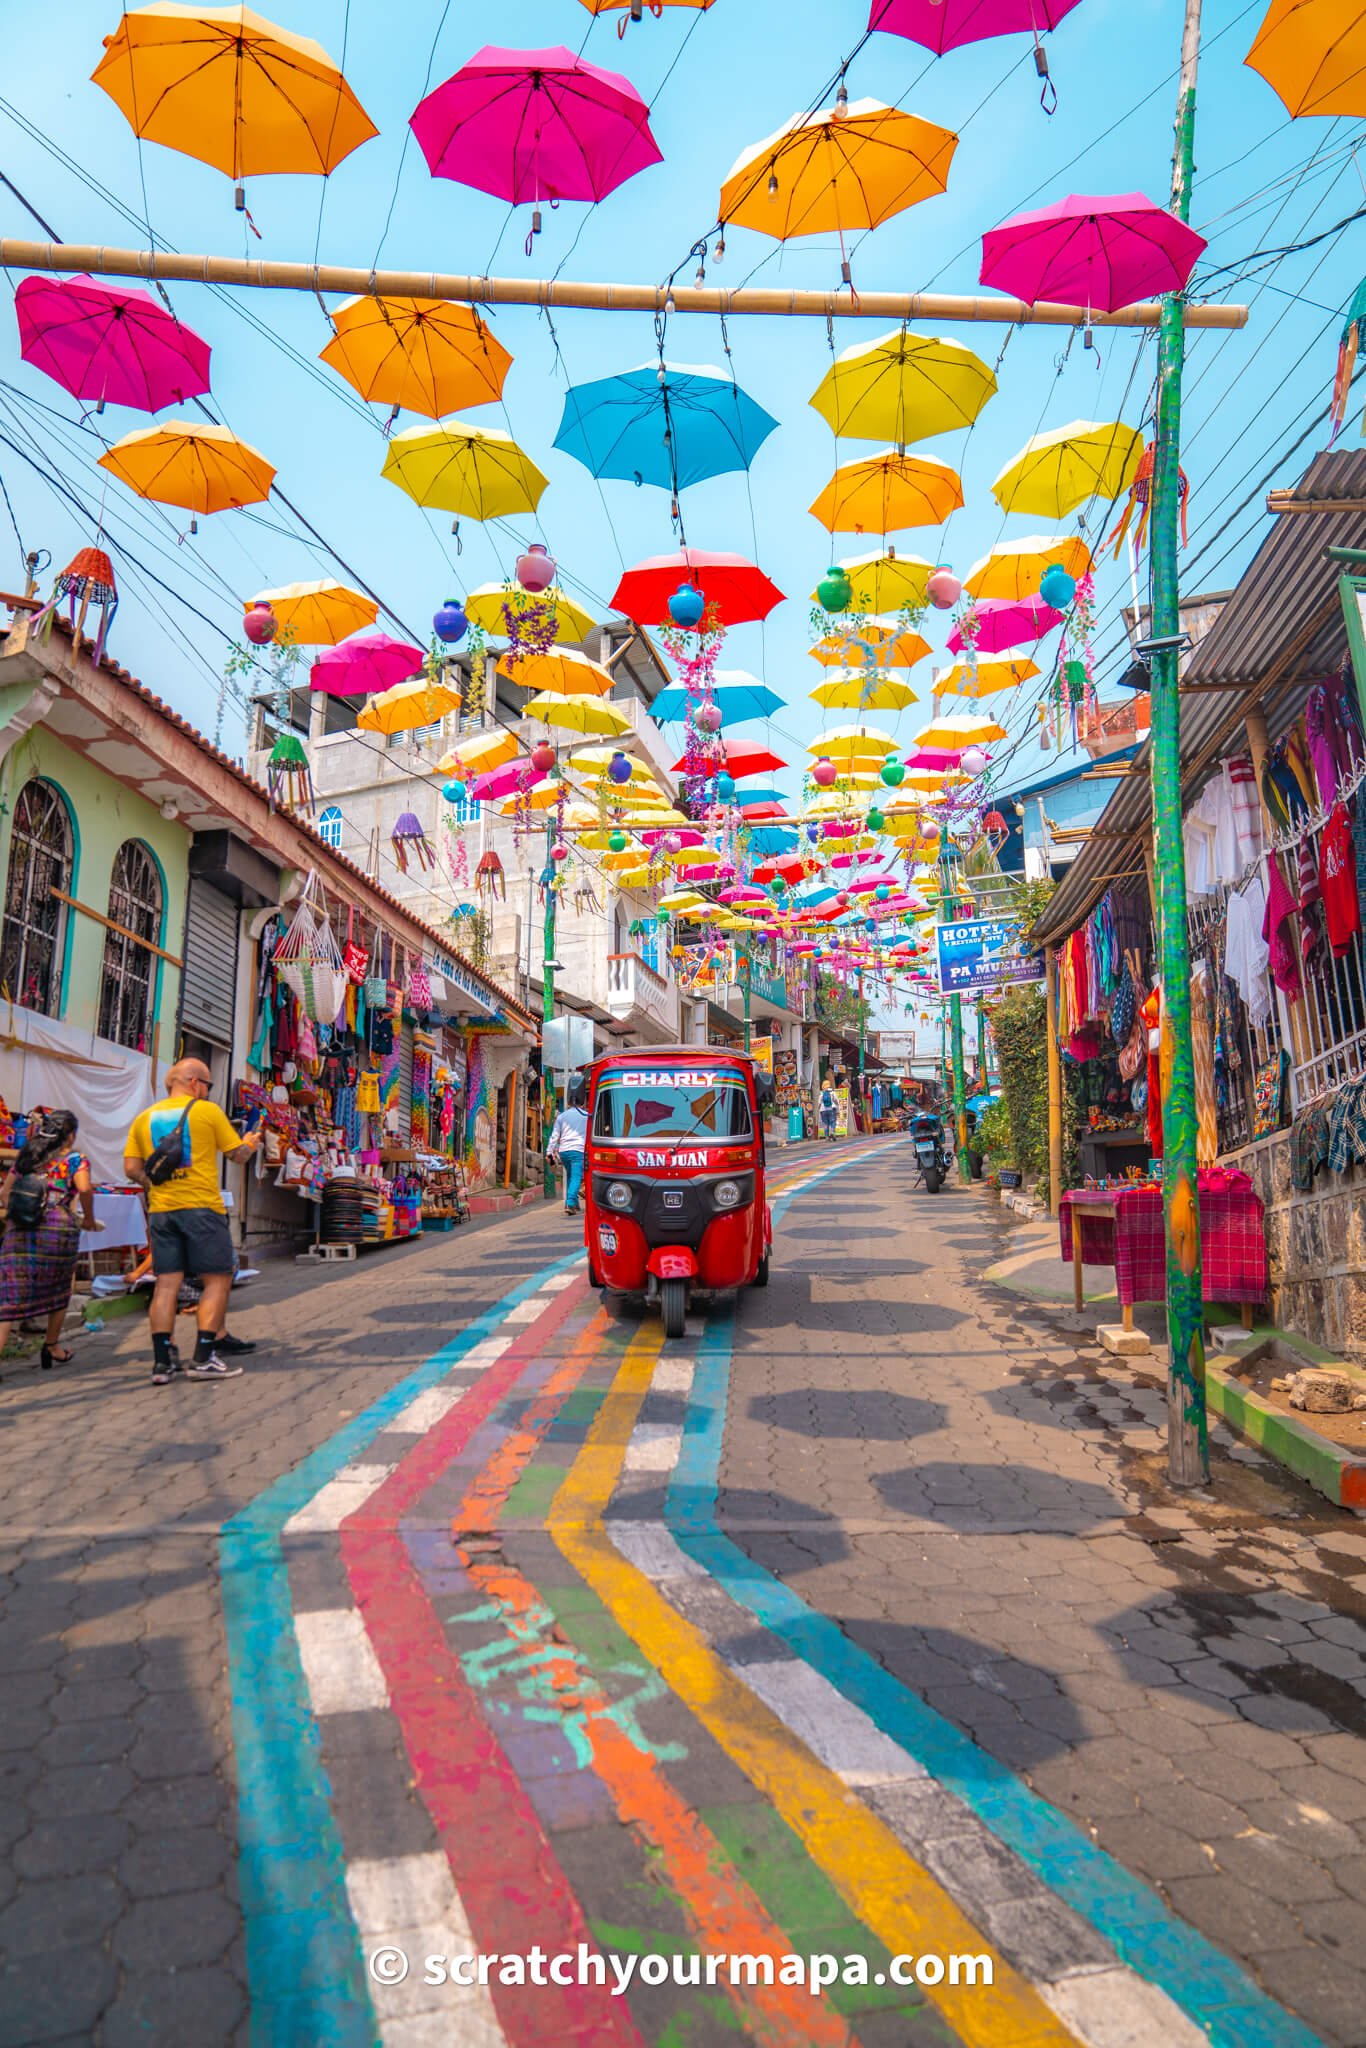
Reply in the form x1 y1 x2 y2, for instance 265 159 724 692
1252 1050 1289 1139
1328 1075 1366 1174
1190 958 1218 1166
1262 855 1303 1000
0 1203 81 1318
1291 1100 1332 1192
1320 801 1361 957
1059 1182 1268 1307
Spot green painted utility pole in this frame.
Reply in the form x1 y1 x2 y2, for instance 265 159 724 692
938 836 971 1181
542 821 558 1202
1152 0 1209 1487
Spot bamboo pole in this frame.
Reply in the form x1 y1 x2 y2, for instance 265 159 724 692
0 238 1249 331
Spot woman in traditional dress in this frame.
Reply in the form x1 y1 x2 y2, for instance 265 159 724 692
0 1110 98 1374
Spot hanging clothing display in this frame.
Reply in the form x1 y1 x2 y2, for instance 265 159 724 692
1262 855 1303 1001
1190 958 1219 1166
1225 873 1271 1027
1320 800 1362 957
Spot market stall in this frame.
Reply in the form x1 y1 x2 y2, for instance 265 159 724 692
1060 1174 1268 1327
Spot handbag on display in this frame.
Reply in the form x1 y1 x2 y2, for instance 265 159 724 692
409 958 433 1010
357 1070 381 1115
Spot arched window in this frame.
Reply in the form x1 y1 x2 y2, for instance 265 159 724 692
98 841 163 1050
0 778 73 1017
317 805 343 850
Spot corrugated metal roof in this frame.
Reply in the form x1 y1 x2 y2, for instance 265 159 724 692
1032 449 1366 945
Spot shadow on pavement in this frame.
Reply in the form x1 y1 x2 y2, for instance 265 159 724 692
746 1388 948 1441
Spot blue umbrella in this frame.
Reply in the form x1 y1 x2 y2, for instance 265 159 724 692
746 826 798 855
651 672 784 723
554 361 778 491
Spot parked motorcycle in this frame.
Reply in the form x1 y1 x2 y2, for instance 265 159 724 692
909 1112 950 1194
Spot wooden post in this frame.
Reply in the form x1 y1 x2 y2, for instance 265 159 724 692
1046 946 1064 1217
504 1068 517 1188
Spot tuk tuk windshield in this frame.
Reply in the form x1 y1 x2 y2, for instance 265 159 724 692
593 1065 753 1143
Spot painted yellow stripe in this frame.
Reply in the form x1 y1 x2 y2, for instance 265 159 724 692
549 1321 1081 2048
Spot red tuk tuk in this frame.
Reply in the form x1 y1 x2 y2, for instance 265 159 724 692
583 1047 773 1337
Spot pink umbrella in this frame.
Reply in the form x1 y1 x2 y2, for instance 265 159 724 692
16 274 211 412
470 762 532 800
905 747 964 770
867 0 1083 52
980 193 1206 312
310 631 425 695
410 45 661 207
947 595 1063 656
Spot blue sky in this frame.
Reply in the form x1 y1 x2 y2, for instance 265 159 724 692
0 0 1359 833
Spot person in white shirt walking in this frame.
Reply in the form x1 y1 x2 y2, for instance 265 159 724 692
547 1081 589 1216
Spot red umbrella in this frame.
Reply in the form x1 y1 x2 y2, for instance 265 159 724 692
670 739 786 776
16 274 211 412
868 0 1082 51
612 547 785 627
310 631 425 695
980 193 1206 312
410 45 661 205
947 594 1063 655
738 802 790 822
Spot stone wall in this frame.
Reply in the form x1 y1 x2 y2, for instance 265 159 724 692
1224 1128 1366 1358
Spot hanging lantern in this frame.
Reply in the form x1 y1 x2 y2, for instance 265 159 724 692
834 891 850 910
927 568 961 610
267 731 312 811
880 754 906 788
243 598 277 646
662 830 683 854
960 746 988 775
609 828 629 853
391 809 437 873
433 597 468 644
817 564 854 614
983 810 1008 842
805 822 821 843
1038 562 1077 610
770 875 787 896
516 542 557 593
875 883 890 900
608 749 634 786
668 581 706 630
475 848 507 900
921 818 941 843
867 805 885 831
812 756 838 789
551 839 570 862
695 698 723 733
653 907 670 926
30 546 121 667
531 739 557 775
717 772 736 801
442 778 467 803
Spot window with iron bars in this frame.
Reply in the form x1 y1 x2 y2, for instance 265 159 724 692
98 840 163 1051
0 778 72 1018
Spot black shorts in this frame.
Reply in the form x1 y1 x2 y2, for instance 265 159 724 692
148 1208 234 1279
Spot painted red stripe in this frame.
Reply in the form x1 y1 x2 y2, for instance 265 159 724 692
339 1278 645 2048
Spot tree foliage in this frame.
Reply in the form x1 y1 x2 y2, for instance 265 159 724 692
815 971 871 1035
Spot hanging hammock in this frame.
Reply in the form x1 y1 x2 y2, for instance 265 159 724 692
272 873 347 1024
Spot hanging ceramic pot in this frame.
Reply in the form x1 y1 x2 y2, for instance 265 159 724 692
433 598 468 644
243 600 277 645
516 543 557 593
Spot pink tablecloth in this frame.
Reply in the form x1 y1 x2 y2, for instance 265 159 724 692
1059 1185 1268 1307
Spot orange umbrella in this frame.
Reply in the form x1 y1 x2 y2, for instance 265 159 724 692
320 298 511 420
809 451 963 534
98 420 274 513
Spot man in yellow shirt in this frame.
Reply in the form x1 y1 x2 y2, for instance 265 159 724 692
125 1058 260 1385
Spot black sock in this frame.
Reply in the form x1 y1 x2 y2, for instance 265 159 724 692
152 1332 173 1367
194 1331 216 1363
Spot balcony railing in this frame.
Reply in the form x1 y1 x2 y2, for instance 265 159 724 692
606 951 677 1031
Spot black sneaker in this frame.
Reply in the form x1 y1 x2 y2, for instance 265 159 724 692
213 1332 257 1355
151 1346 182 1387
186 1351 244 1380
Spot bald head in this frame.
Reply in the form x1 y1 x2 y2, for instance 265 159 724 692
166 1058 211 1095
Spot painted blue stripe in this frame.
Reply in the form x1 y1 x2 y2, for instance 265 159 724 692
667 1150 1321 2048
222 1249 583 2047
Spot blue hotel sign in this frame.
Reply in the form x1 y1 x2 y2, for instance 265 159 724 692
934 918 1044 998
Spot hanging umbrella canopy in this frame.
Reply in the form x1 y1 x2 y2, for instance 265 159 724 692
493 776 563 814
651 671 783 722
809 616 931 669
814 551 933 614
868 0 1083 50
947 594 1062 655
613 547 784 627
311 630 425 696
251 580 377 647
980 192 1207 312
382 422 548 521
719 100 957 239
936 654 1040 698
465 582 595 644
98 420 274 512
809 330 995 443
410 44 661 204
92 3 377 184
579 0 717 10
905 745 968 769
470 760 533 801
567 746 654 781
808 723 898 760
357 674 462 736
497 646 615 696
900 767 971 791
554 362 777 490
1246 0 1366 113
671 739 785 776
965 533 1092 600
523 693 632 735
913 710 1008 749
320 298 511 420
991 420 1144 518
809 452 963 535
437 727 520 777
15 274 211 412
810 671 918 711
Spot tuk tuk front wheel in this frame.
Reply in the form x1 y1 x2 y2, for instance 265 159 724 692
660 1277 688 1340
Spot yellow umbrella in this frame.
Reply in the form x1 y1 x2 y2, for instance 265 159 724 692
913 711 1007 749
990 422 1144 520
497 647 614 697
670 847 723 870
92 4 376 189
622 807 688 827
658 889 709 913
493 778 562 814
719 100 956 240
809 330 996 443
965 534 1092 601
936 655 1040 698
466 582 595 645
246 579 376 646
568 747 651 781
610 867 655 889
600 843 648 870
901 768 970 792
810 671 918 712
1246 0 1366 114
436 729 520 777
809 452 962 535
522 694 631 737
814 551 933 615
580 0 715 10
320 298 510 421
98 420 274 513
382 423 548 521
809 617 930 670
808 723 897 760
356 675 462 737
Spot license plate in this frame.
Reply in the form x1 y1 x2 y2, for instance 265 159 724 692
597 1227 618 1254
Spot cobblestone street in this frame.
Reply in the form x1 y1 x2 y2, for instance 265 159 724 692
2 1136 1363 2046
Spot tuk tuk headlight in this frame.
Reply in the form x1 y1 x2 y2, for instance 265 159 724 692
606 1181 633 1211
713 1179 742 1210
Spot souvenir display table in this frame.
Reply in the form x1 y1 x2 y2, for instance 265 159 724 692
79 1190 147 1257
1059 1178 1267 1327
